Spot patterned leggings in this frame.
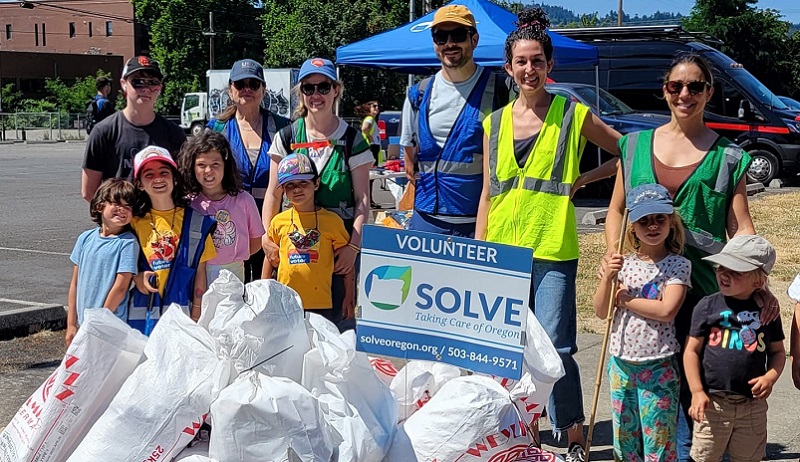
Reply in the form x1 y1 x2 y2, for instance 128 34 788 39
609 355 680 462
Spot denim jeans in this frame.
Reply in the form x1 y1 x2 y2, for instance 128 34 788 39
530 258 584 433
675 292 704 461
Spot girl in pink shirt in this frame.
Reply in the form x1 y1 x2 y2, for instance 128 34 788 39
180 131 265 284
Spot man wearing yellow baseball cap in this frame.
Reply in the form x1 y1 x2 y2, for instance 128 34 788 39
399 4 510 237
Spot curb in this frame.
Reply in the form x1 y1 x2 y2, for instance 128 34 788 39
582 209 608 225
0 305 67 341
747 182 766 195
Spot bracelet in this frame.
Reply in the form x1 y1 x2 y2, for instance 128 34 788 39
347 243 361 252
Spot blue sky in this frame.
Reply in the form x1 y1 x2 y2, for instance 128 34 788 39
559 0 800 22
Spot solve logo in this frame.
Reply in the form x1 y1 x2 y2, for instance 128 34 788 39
364 265 412 310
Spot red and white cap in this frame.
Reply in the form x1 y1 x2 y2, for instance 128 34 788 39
133 145 177 178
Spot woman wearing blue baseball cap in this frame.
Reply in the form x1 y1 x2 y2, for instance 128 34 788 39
261 57 373 328
206 59 291 283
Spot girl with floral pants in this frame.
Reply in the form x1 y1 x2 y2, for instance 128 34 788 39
593 184 692 462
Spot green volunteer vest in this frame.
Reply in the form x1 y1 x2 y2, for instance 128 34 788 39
620 129 751 296
484 95 589 261
287 117 364 232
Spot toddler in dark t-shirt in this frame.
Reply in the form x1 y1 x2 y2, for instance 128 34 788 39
683 235 785 462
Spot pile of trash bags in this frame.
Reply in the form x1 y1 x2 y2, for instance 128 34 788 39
0 270 566 462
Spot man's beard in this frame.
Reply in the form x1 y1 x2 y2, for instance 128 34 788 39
439 47 471 69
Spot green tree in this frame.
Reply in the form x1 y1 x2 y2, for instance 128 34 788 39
684 0 798 98
261 0 411 115
45 70 112 113
0 83 22 112
132 0 265 113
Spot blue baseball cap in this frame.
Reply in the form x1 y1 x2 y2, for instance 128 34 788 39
298 58 337 82
229 59 264 83
626 183 674 222
278 153 318 186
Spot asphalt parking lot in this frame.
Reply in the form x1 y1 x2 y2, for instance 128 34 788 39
2 142 798 460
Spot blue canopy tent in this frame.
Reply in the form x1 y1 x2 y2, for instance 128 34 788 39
335 0 598 72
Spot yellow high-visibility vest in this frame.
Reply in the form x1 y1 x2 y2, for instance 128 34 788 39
483 95 589 261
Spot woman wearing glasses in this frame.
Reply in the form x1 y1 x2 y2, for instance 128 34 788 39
207 59 291 282
603 54 767 462
262 57 372 329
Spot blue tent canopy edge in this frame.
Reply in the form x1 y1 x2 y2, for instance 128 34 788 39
335 0 598 72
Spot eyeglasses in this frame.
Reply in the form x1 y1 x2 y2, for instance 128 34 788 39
130 78 162 89
664 80 710 95
300 82 333 96
232 79 262 91
431 27 472 45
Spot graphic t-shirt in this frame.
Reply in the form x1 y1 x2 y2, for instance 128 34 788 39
131 208 216 296
83 112 186 180
690 293 785 397
70 228 139 325
609 253 692 362
190 192 265 266
269 208 349 309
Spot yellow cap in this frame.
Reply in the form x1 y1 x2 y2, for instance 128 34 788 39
431 5 477 28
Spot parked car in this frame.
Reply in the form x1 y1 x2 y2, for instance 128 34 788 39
550 25 800 185
779 96 800 112
545 82 669 198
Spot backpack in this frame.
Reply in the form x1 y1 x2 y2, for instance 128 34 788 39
85 99 100 134
86 97 113 134
408 71 512 112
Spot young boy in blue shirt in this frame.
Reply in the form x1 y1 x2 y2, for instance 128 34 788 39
66 178 139 346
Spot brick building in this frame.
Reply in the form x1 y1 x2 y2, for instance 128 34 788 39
0 0 146 101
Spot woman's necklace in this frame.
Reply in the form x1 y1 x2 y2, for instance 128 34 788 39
239 114 262 132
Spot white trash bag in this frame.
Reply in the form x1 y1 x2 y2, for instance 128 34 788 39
67 307 231 462
390 360 461 422
302 314 397 462
386 375 531 462
201 271 311 382
368 356 398 386
173 440 209 461
209 371 341 462
0 308 146 462
487 312 565 426
173 457 216 462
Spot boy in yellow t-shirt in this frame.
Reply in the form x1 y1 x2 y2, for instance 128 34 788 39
265 153 353 320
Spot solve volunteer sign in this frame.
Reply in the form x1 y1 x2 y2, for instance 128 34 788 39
356 225 533 380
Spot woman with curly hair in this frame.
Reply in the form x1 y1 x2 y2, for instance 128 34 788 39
475 7 622 460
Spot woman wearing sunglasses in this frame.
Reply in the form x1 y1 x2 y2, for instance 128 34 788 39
603 53 779 462
207 59 291 283
262 57 373 329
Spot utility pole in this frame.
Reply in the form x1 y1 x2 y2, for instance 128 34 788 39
617 0 623 26
204 12 216 69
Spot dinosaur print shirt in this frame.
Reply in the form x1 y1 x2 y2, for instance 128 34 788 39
690 293 784 397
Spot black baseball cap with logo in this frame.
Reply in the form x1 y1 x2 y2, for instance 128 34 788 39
122 56 164 80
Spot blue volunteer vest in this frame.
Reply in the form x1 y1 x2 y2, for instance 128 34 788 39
128 207 216 335
415 68 492 217
208 109 289 209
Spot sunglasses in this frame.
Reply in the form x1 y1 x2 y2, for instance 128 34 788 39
300 82 333 96
664 80 710 95
232 79 262 91
431 27 472 45
130 78 162 89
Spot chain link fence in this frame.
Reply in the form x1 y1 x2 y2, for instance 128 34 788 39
0 113 88 142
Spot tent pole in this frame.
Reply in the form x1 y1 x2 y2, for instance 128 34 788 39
595 64 601 168
408 0 416 89
336 66 341 116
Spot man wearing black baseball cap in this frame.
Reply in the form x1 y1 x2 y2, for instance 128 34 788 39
81 55 186 202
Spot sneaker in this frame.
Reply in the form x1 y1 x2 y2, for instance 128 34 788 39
564 443 585 462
